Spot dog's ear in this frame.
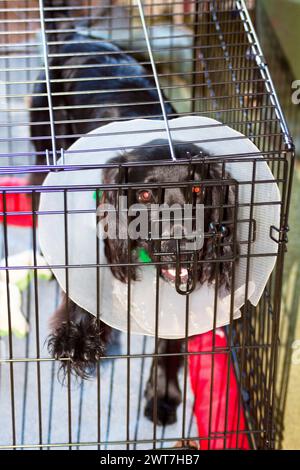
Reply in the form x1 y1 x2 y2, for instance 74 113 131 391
100 153 138 283
200 164 221 284
206 163 237 226
220 171 237 289
200 164 237 288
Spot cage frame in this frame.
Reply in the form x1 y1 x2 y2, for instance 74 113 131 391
0 0 295 450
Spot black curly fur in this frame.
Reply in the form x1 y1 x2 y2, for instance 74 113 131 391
48 295 110 381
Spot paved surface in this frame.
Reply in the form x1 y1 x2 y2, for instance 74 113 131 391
0 226 197 450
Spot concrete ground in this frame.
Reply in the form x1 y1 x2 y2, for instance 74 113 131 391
0 226 197 450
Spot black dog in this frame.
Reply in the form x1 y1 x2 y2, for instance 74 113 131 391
31 1 237 426
99 140 237 425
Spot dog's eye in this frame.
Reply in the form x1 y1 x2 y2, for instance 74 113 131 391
192 185 202 194
137 189 154 203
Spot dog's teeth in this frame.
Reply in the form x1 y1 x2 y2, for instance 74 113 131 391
167 268 176 276
166 268 188 277
84 353 90 361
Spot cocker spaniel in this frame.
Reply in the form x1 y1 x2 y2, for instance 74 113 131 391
30 1 237 425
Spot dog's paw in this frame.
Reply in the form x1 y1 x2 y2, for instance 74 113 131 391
48 318 104 380
144 396 179 426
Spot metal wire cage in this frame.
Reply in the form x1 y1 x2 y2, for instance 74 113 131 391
0 0 294 450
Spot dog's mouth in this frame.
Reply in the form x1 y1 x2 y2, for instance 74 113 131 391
159 252 198 295
160 266 189 285
134 246 198 294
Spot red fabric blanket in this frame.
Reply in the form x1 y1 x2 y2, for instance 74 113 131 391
189 328 250 450
0 177 33 227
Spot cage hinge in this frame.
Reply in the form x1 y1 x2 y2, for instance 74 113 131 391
270 225 289 246
46 148 65 170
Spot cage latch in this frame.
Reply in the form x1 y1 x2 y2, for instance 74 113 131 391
209 222 229 239
175 240 198 296
270 225 289 246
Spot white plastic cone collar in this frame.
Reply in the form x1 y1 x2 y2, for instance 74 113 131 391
39 117 280 338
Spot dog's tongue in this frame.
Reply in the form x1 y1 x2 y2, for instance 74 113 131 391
161 267 188 283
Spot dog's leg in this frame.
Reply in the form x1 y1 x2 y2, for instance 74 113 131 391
144 339 183 425
48 293 111 379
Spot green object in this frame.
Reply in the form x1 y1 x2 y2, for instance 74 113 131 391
16 270 52 292
16 274 32 292
12 329 27 339
136 247 152 263
93 189 104 201
0 329 27 339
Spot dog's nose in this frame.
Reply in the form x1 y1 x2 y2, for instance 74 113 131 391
170 223 187 239
160 224 203 253
161 223 186 242
160 225 187 258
